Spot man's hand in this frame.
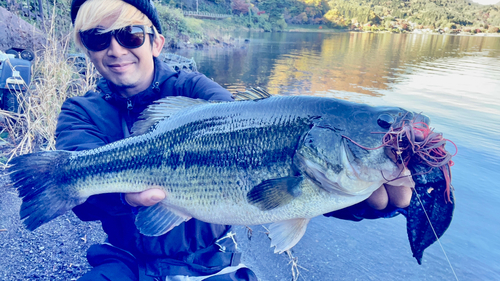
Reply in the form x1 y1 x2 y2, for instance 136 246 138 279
124 188 166 207
367 166 414 210
367 184 412 210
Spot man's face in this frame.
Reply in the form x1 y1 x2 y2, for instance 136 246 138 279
86 17 164 98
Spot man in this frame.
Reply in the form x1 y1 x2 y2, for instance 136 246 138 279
57 0 412 279
58 0 256 279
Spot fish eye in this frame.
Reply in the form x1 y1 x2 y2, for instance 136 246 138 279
377 114 394 129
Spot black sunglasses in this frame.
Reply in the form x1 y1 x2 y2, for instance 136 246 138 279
79 25 154 52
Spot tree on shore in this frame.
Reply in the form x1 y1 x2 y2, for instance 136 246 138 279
1 0 499 34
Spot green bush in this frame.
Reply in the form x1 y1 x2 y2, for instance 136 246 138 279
184 17 204 37
262 22 272 32
229 11 285 32
155 5 206 43
275 18 287 31
156 5 187 33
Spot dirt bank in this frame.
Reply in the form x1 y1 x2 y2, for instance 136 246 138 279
0 171 106 280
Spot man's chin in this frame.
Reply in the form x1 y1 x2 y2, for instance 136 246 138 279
106 76 137 89
113 81 136 88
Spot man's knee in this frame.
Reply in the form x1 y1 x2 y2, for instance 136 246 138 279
80 244 139 281
79 261 138 281
204 267 258 281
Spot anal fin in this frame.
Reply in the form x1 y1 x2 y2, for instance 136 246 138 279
135 202 191 236
268 218 311 253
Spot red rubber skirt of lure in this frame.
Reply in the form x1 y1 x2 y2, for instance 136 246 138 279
342 118 457 203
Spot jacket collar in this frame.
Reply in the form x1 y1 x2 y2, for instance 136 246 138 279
96 57 175 114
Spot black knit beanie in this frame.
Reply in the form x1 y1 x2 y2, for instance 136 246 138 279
71 0 162 34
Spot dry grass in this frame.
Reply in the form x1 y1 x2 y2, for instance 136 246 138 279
285 249 308 281
260 225 308 281
0 12 97 164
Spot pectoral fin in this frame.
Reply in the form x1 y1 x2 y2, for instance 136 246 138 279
268 218 311 253
135 202 192 236
246 176 303 211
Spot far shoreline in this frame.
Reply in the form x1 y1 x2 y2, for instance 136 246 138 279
283 26 500 37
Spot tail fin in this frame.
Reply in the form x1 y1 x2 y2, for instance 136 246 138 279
8 150 83 231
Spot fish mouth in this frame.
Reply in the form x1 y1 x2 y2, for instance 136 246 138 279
340 112 455 265
341 136 416 190
341 111 446 187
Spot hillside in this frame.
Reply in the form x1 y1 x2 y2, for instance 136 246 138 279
175 0 500 30
1 0 499 40
319 0 500 29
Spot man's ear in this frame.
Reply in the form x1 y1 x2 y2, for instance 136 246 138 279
152 34 165 57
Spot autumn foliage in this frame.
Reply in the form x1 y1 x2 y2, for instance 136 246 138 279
231 0 250 15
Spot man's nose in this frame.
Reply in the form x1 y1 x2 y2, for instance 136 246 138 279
106 36 128 57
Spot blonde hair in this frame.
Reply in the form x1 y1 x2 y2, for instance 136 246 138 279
74 0 158 50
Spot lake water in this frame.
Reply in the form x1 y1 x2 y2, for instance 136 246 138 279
174 32 500 281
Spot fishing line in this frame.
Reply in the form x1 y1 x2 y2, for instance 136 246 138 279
346 113 458 277
414 192 458 280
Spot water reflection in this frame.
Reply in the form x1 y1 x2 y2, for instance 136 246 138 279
176 32 500 156
175 32 500 98
172 32 500 280
174 32 500 158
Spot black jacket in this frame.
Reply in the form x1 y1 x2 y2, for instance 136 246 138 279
55 58 242 277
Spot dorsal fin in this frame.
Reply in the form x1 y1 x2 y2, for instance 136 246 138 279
131 96 209 136
233 87 272 101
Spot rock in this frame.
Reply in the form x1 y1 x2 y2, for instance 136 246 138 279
0 7 46 53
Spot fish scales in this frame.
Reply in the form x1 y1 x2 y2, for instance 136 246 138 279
74 104 315 223
9 95 416 252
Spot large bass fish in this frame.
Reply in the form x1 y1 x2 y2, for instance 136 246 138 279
8 90 454 260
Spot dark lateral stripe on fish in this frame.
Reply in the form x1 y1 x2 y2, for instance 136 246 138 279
64 121 311 185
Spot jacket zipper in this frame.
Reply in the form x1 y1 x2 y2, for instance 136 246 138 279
152 81 160 92
126 99 133 110
123 99 133 138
